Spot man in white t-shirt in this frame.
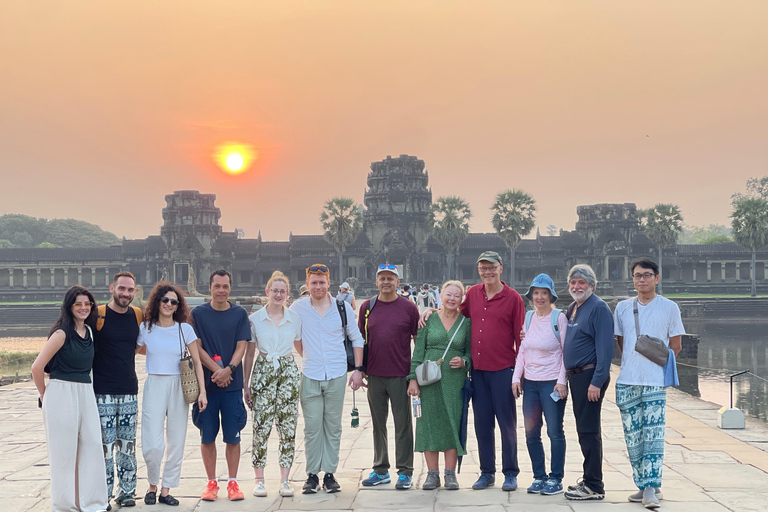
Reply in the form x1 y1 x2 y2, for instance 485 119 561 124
614 258 684 509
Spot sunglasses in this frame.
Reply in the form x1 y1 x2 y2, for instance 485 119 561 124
308 265 329 273
160 297 179 306
73 301 94 308
378 264 397 270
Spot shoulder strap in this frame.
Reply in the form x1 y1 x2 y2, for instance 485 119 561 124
633 297 641 336
566 301 577 320
363 295 377 342
525 310 534 331
86 325 93 341
336 298 347 331
96 304 106 331
132 306 143 327
438 316 466 363
551 309 562 342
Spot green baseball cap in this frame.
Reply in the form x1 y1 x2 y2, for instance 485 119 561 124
476 251 503 264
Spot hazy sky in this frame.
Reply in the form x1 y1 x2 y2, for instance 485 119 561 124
1 1 766 241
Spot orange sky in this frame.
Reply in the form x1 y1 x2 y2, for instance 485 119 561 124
1 1 766 241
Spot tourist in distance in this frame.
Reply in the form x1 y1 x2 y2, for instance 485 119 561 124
93 271 142 508
137 282 207 506
414 283 437 313
359 264 420 490
191 269 251 502
299 284 310 298
512 273 568 496
31 285 109 512
407 280 471 490
614 258 684 509
561 264 614 501
420 250 524 492
243 271 303 498
289 264 365 494
336 281 356 309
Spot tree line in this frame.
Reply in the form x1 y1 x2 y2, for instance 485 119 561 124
0 214 120 249
319 175 768 297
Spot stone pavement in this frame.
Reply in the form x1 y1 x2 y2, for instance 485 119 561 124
1 359 767 512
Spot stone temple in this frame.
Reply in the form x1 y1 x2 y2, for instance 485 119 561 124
1 154 767 300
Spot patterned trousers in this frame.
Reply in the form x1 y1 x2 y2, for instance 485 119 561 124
250 357 300 468
96 393 138 498
615 384 666 490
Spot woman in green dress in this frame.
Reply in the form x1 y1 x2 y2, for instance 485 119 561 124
407 280 472 490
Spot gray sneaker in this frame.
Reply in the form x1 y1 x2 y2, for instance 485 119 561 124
642 486 661 509
629 488 663 503
422 470 441 490
443 470 459 490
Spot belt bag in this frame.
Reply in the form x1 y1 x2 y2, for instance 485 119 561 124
178 324 200 404
416 316 465 387
632 298 669 367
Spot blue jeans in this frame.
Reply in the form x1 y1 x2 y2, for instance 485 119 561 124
522 379 566 481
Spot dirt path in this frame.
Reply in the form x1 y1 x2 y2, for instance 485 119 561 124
0 337 47 353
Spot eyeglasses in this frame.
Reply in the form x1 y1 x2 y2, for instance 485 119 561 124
308 265 329 273
73 301 94 308
632 272 656 280
160 297 179 306
378 264 397 270
269 289 287 295
478 265 500 273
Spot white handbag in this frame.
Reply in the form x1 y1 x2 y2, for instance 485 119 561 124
415 316 465 387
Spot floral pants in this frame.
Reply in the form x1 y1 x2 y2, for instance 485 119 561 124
615 384 667 490
250 357 300 468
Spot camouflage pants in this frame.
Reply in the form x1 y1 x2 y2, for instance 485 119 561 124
250 356 300 468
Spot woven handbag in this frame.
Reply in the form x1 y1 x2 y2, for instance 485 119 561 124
178 324 200 404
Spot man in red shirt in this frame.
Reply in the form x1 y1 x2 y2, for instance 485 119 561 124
460 251 525 491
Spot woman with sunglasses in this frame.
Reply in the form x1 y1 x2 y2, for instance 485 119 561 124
138 282 207 506
31 285 108 512
243 271 302 497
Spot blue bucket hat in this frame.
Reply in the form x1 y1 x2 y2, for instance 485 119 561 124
524 273 558 302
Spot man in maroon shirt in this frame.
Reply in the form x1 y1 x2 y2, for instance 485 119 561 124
358 265 420 490
460 251 525 491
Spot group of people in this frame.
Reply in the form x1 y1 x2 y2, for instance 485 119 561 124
31 250 683 511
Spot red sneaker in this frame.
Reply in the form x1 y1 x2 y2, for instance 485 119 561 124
227 480 245 501
201 480 219 501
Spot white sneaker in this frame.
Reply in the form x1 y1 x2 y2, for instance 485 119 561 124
279 480 294 497
252 480 267 497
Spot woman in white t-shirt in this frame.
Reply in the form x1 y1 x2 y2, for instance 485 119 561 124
138 282 207 506
243 271 302 498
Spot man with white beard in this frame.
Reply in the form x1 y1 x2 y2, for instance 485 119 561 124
561 264 614 501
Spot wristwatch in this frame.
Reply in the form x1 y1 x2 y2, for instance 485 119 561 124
227 364 237 374
354 366 366 372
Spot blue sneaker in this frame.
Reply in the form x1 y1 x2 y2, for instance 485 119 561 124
362 471 391 486
541 479 563 495
472 473 495 490
527 479 546 493
502 475 518 491
395 474 413 490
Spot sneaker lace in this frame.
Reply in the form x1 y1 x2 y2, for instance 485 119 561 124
206 480 218 491
228 481 240 492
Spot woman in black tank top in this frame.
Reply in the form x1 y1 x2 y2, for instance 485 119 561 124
31 285 109 511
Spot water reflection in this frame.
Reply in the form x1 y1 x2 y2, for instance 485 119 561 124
680 320 768 423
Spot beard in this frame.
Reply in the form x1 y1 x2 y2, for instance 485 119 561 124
569 288 593 304
113 292 132 308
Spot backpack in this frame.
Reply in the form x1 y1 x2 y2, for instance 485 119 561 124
96 304 143 331
336 299 357 372
524 309 562 342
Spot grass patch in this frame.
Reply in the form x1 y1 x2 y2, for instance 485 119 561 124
0 351 38 377
664 293 768 298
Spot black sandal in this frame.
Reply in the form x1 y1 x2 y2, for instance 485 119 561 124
144 490 157 505
158 494 179 506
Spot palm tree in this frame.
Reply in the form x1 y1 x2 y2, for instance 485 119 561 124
731 197 768 297
638 204 684 295
490 189 536 286
430 196 472 281
320 197 363 284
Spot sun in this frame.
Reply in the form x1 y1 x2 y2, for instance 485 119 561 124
214 142 256 175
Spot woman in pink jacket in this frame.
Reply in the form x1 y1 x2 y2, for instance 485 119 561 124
512 273 568 496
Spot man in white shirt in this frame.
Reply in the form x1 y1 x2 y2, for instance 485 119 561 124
290 264 365 495
614 258 684 509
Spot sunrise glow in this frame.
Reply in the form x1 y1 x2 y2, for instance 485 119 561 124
214 142 256 175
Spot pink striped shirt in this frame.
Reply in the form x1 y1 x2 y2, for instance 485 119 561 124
512 310 567 385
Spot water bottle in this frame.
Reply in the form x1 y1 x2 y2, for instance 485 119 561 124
213 355 224 368
412 397 422 418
